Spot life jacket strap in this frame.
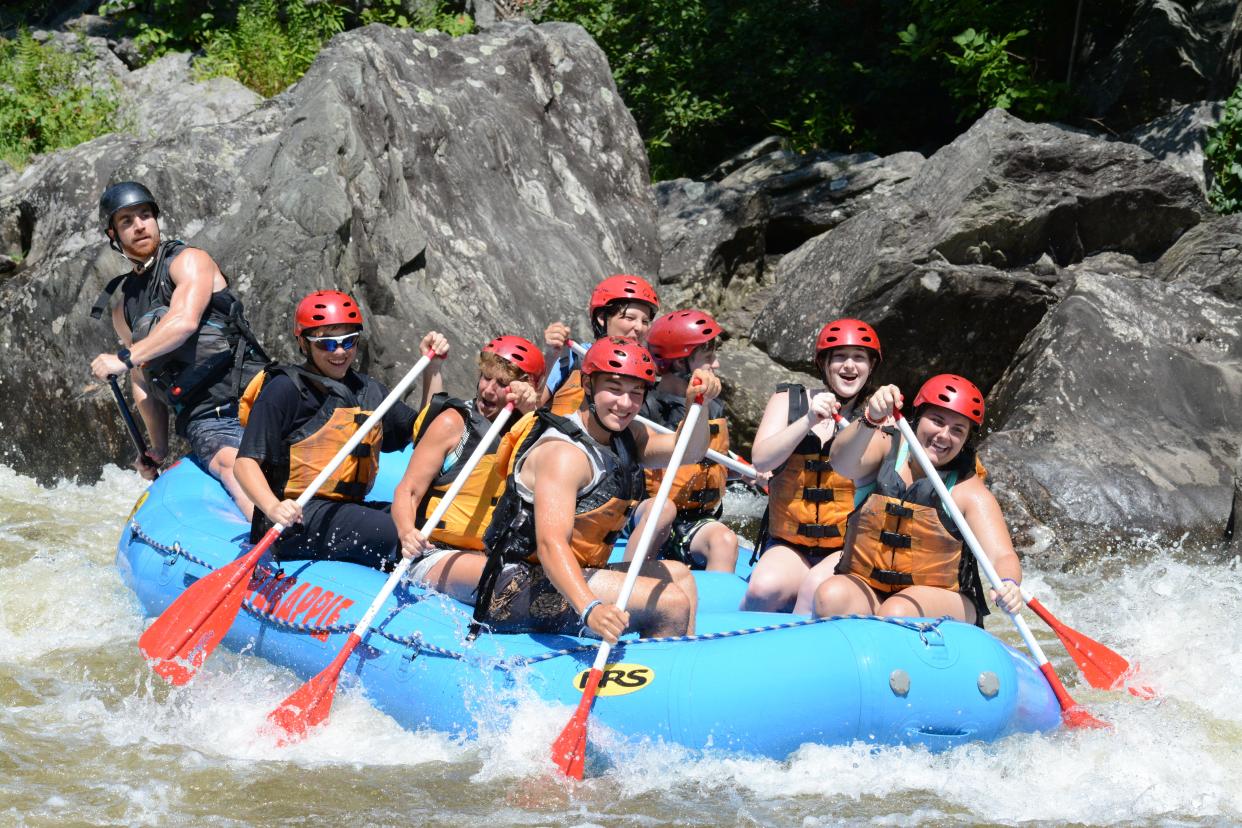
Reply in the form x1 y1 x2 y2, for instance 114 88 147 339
804 458 833 472
802 487 836 503
797 523 841 539
880 530 912 548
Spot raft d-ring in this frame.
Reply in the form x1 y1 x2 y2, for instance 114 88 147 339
157 544 181 585
395 647 420 683
918 623 946 648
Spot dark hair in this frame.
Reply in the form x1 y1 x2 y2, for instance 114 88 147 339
910 404 980 480
590 300 657 338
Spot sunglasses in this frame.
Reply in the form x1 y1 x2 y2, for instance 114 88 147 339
305 332 361 352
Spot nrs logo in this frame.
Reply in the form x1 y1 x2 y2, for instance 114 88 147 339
572 663 654 696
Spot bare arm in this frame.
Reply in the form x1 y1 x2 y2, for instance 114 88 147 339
392 408 465 555
750 389 837 473
127 248 222 366
829 384 901 483
955 477 1022 604
638 368 721 468
416 331 449 409
527 440 598 615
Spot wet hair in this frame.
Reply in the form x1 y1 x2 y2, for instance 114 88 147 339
478 350 527 384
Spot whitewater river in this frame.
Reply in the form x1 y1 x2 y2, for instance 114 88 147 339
2 463 1240 826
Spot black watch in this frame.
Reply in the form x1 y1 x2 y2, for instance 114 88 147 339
116 348 134 369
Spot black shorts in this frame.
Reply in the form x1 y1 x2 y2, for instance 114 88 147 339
272 498 401 572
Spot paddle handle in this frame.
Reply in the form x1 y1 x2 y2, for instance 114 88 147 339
347 403 516 637
588 398 704 672
108 375 159 473
567 340 757 480
892 412 1051 668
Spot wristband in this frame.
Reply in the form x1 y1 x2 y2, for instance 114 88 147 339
580 599 603 626
116 348 134 370
861 408 883 428
1000 578 1019 589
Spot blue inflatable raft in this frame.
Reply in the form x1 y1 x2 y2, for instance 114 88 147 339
115 451 1062 758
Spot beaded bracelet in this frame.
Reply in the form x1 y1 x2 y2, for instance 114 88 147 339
861 408 883 429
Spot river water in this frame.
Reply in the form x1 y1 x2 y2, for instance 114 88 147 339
1 463 1240 826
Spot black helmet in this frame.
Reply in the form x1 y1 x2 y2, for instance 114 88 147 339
99 181 159 233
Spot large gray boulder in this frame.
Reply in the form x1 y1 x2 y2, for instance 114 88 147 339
983 265 1242 562
1122 100 1223 193
119 53 263 139
0 21 659 483
1154 213 1242 303
751 109 1206 396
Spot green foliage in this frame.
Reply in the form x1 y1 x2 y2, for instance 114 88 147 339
98 0 237 60
1205 83 1242 215
361 0 474 34
193 0 345 97
0 31 121 169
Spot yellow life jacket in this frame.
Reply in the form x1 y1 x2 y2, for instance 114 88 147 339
409 394 513 550
641 391 730 516
549 367 585 416
238 365 384 502
765 384 859 550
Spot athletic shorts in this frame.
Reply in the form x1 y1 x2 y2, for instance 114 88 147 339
483 560 602 636
184 414 243 471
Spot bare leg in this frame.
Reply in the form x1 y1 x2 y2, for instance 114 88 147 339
812 573 881 618
625 497 676 561
740 543 811 612
585 568 691 637
878 586 977 624
424 551 488 605
792 551 842 615
210 446 255 521
610 557 698 635
689 521 738 573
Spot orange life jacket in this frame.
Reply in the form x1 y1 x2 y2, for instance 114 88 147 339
841 437 987 622
409 394 519 550
238 365 384 502
764 384 861 551
641 391 730 516
549 367 585 416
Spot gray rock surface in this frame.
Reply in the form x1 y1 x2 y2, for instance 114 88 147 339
717 343 820 453
983 266 1242 560
751 109 1206 396
1154 213 1242 303
1122 100 1223 193
0 21 659 483
119 53 262 140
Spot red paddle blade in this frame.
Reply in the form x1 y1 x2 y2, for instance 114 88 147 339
1039 662 1110 730
551 668 603 779
1027 597 1156 700
137 544 266 685
266 633 361 746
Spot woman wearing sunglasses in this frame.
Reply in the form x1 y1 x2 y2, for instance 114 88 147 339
232 290 448 571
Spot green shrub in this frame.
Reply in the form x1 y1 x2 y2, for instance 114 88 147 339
1206 84 1242 214
194 0 345 97
0 31 122 169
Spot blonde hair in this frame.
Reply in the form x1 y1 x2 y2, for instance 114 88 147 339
478 350 526 383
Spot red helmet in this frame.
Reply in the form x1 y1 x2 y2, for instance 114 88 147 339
482 335 545 381
647 309 722 362
913 374 985 426
588 274 660 316
816 318 882 361
295 290 363 335
581 336 657 385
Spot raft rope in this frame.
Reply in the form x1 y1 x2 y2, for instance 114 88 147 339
127 520 951 671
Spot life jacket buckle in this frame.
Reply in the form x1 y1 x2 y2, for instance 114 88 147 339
885 502 914 518
879 530 912 548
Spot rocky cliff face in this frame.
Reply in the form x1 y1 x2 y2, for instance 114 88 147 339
0 21 658 483
2 17 1239 563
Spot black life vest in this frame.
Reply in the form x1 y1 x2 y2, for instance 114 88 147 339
90 239 269 436
471 409 645 631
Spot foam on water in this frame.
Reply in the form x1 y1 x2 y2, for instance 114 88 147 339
2 464 1240 825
